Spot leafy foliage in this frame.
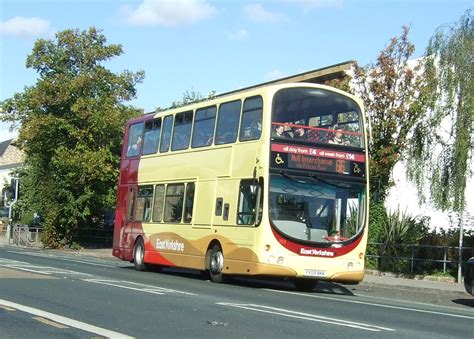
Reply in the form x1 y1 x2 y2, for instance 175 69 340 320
353 27 433 202
0 27 144 247
167 89 216 110
407 9 473 213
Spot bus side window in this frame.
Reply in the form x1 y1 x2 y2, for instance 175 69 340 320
143 118 161 155
127 188 136 221
237 178 263 226
183 183 195 223
164 183 185 223
126 122 144 158
135 186 154 222
240 96 263 141
215 100 241 145
153 185 165 222
192 106 216 148
172 111 193 151
160 115 173 153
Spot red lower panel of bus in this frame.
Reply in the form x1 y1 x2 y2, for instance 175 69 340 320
271 227 363 258
143 237 176 267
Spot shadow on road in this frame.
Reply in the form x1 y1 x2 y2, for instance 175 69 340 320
151 266 355 296
452 298 474 308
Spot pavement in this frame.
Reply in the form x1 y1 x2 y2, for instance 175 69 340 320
0 239 467 293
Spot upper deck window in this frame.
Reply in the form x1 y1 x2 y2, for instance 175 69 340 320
143 118 161 155
126 122 144 158
160 115 173 153
172 111 193 151
271 88 364 148
240 96 263 141
215 100 241 145
192 106 216 148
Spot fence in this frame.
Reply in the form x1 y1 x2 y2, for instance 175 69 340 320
366 242 474 276
12 224 43 247
75 227 113 247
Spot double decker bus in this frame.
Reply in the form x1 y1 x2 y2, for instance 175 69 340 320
113 83 368 290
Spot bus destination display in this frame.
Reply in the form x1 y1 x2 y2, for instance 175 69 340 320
270 143 365 177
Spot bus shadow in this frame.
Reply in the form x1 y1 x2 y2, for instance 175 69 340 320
229 277 355 296
157 266 355 296
452 298 474 308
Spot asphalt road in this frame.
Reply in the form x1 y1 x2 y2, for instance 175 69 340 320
1 246 473 338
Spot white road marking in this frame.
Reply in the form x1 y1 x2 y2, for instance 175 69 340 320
0 258 92 277
83 279 197 296
0 299 133 338
265 289 474 320
217 302 394 332
7 250 116 268
0 258 195 297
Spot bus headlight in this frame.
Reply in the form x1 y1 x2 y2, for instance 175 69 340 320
277 256 284 265
347 262 354 270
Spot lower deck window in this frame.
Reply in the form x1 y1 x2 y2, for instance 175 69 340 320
164 184 185 222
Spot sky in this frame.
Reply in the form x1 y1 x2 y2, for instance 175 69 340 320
0 0 472 140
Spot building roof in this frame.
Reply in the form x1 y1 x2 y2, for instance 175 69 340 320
0 139 25 168
0 139 13 158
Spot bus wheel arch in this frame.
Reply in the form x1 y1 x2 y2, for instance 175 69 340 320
133 236 148 271
205 241 226 283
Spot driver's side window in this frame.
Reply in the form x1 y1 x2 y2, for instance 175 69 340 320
237 178 263 226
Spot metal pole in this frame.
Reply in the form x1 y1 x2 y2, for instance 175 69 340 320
6 178 19 245
443 247 447 273
458 211 464 284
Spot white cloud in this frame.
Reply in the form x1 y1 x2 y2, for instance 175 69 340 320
284 0 342 11
264 69 285 81
0 16 53 39
123 0 217 27
243 4 285 23
227 29 249 41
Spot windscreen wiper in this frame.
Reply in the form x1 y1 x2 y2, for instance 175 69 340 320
309 173 349 190
279 171 295 181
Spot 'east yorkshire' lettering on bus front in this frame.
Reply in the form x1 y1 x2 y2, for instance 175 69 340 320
300 248 335 257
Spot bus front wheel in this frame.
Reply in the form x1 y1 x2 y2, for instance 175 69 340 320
133 238 148 271
293 278 318 292
208 244 225 283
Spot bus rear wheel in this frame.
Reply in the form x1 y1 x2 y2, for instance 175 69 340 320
293 278 318 292
133 237 148 271
208 244 226 283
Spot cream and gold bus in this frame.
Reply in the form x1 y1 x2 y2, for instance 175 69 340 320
113 83 368 291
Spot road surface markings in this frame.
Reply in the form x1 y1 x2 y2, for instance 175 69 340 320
0 305 16 311
217 302 395 332
0 258 92 278
33 316 69 329
7 250 117 268
0 299 133 338
265 289 474 320
83 279 197 296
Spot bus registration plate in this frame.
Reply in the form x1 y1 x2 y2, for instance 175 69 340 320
304 269 327 277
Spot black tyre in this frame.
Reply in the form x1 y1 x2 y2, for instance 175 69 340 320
133 237 148 271
293 278 318 292
208 244 226 283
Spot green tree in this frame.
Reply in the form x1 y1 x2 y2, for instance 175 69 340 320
168 89 216 109
353 26 433 202
407 9 473 213
1 27 144 247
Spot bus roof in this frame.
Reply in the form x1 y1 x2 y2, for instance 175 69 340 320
128 60 356 124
